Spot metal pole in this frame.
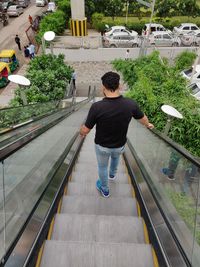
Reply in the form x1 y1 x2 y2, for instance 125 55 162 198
41 36 46 54
140 0 156 57
19 85 28 105
125 1 129 25
163 116 172 136
190 46 200 83
50 42 54 55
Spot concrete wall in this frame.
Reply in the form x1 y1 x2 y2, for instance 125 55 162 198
70 0 85 20
47 47 197 62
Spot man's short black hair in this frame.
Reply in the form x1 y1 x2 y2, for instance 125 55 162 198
101 71 120 92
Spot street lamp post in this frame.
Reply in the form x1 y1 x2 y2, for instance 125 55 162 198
8 75 31 106
43 31 56 55
125 1 129 25
161 105 183 135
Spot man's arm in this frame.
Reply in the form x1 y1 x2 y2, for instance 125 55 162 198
138 115 154 129
80 125 91 137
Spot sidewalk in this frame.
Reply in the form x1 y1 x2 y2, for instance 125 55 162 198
0 64 28 108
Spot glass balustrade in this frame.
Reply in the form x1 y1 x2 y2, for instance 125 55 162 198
127 120 200 267
0 102 90 262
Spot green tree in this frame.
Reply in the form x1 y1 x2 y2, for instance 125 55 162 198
104 0 126 20
112 51 200 156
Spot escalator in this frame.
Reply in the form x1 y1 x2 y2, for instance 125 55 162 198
38 129 158 267
0 98 200 267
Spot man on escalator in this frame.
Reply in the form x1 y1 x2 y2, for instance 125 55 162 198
80 71 154 197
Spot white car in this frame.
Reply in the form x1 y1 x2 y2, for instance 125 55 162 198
148 31 181 47
47 2 56 12
173 23 200 36
188 83 200 100
181 30 200 46
142 23 171 36
7 5 23 16
36 0 47 6
181 65 200 83
105 26 138 37
103 32 140 48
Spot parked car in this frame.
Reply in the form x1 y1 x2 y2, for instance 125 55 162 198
7 5 23 16
18 0 30 8
2 1 15 11
188 83 200 100
142 23 171 36
173 23 200 36
148 31 181 47
36 0 47 7
181 65 200 83
105 26 138 37
103 32 140 48
47 1 56 12
180 30 200 46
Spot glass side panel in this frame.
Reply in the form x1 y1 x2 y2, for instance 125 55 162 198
0 161 6 259
0 101 61 131
127 120 200 267
0 103 90 261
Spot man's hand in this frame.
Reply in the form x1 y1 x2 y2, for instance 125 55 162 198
79 125 91 137
146 122 154 129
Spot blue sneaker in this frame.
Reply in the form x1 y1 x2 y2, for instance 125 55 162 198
96 179 110 198
108 175 116 181
161 168 175 180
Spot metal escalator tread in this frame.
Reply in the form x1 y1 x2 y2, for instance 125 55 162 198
74 163 126 173
67 182 133 197
71 172 129 184
52 214 146 243
40 241 155 267
40 131 156 267
61 195 138 216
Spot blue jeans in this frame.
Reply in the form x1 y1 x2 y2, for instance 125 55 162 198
95 144 125 192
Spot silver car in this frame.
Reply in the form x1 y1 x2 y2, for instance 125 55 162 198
7 5 23 16
103 32 140 48
181 31 200 46
149 31 181 46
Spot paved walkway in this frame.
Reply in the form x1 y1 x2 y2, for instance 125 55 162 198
0 64 28 107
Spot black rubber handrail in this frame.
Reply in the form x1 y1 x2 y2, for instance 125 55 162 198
0 96 92 161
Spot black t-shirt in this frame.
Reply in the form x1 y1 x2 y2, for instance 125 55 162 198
85 95 144 148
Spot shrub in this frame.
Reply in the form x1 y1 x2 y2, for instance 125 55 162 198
112 51 200 156
36 11 66 44
11 54 73 105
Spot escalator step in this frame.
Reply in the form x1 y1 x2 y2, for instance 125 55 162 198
71 171 129 184
67 182 133 197
73 163 126 173
61 196 138 216
40 241 154 267
52 214 146 244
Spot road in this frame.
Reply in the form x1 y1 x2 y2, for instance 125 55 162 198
0 0 46 63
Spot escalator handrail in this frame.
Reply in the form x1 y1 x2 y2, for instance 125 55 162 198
0 95 93 161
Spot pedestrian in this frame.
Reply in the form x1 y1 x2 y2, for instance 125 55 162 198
28 43 35 59
79 71 154 197
24 46 30 58
125 49 130 60
72 71 77 90
15 35 21 51
28 15 33 25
